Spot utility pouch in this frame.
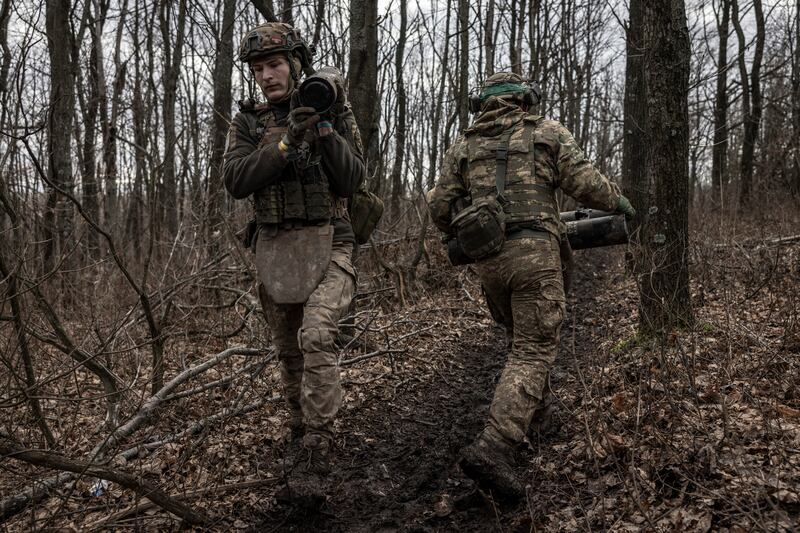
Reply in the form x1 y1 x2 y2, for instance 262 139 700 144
449 130 513 261
450 196 506 260
349 185 384 244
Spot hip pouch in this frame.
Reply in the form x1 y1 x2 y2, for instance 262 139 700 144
349 184 384 244
450 196 506 260
449 128 514 261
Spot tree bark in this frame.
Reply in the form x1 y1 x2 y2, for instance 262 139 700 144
0 0 11 98
347 0 380 187
44 0 77 272
793 0 800 196
102 0 128 232
159 0 187 237
80 0 107 258
207 0 236 250
250 0 278 21
638 0 693 335
622 0 646 230
732 0 764 207
457 0 469 132
389 0 408 215
483 0 495 77
281 0 293 24
0 253 56 448
711 0 730 202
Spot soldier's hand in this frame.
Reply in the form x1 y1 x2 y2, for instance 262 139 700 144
616 195 636 220
285 106 320 146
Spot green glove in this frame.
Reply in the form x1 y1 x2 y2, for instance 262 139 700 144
617 195 636 220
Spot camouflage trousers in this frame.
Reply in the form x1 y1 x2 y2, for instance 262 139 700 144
258 241 356 446
474 234 566 445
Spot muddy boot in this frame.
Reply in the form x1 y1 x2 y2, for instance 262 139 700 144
460 433 524 500
285 434 332 507
283 414 305 459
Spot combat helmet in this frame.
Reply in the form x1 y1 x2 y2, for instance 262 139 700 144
469 72 541 113
238 22 313 80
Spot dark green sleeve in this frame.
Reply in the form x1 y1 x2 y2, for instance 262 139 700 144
318 105 366 198
222 112 289 199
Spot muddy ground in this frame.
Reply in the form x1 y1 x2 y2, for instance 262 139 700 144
3 234 799 532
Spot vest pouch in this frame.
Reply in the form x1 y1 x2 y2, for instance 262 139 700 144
450 196 506 260
349 187 384 244
255 224 334 304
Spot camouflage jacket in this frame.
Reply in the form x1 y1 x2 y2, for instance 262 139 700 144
223 93 365 241
427 96 621 239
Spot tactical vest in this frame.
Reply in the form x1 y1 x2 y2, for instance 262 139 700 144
245 105 347 225
463 116 561 238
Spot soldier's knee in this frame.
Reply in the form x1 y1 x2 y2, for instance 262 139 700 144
299 326 336 356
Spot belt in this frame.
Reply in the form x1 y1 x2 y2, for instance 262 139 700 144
506 228 550 241
505 221 550 241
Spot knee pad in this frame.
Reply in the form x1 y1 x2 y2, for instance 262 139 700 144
298 326 335 355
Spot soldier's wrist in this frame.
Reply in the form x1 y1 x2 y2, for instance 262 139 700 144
278 136 293 153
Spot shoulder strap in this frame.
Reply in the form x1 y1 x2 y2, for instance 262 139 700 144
495 130 513 199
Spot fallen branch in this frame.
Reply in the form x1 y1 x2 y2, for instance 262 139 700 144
86 477 279 531
339 349 406 366
0 437 207 525
0 394 279 523
163 357 272 402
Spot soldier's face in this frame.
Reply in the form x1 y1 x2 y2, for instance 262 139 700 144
251 55 291 101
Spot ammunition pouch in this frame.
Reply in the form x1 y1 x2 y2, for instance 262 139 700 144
348 186 384 244
450 196 507 260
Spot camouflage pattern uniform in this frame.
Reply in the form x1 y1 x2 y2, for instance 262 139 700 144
427 72 623 496
223 23 365 456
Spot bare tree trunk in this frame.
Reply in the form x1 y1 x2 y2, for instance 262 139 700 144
732 0 764 208
102 0 127 232
509 0 519 74
389 0 408 215
126 14 148 259
428 0 452 190
281 0 293 24
622 0 646 231
638 0 693 335
793 0 800 196
711 0 730 203
0 253 56 448
312 0 326 48
348 0 379 186
484 0 495 77
0 0 11 98
251 0 278 21
458 0 469 131
207 0 236 251
44 0 76 272
80 0 107 258
159 0 187 238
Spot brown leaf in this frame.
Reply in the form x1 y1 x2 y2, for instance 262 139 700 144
611 392 629 413
775 404 800 418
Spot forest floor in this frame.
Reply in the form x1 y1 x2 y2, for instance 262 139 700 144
2 214 800 532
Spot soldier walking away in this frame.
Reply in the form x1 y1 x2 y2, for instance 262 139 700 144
426 72 635 500
223 22 365 506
